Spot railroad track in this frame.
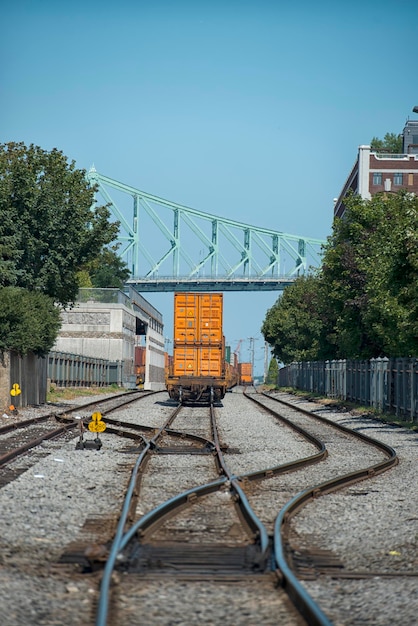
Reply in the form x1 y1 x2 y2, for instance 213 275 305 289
75 392 337 626
90 400 276 625
0 389 413 625
239 389 403 616
60 386 396 626
0 390 157 489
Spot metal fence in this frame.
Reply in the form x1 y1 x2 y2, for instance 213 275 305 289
2 351 125 409
9 351 48 407
278 357 418 422
48 352 123 387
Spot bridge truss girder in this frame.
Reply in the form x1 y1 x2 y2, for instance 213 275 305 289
87 169 325 290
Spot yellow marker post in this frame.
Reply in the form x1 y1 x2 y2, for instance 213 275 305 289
88 411 107 433
10 383 21 397
9 384 21 414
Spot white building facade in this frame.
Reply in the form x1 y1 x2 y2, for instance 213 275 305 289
52 288 165 390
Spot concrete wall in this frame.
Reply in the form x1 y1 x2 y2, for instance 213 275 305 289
145 326 166 391
53 303 136 383
53 289 166 390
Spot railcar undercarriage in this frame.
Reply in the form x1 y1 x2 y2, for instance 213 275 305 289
166 375 227 404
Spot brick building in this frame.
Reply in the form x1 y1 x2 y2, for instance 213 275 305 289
334 110 418 218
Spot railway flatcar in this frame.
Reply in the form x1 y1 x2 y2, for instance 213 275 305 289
166 292 228 403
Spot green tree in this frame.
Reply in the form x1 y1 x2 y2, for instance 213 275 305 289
266 357 279 385
321 191 418 357
0 142 119 306
320 197 379 358
0 287 61 355
262 274 333 364
79 246 131 289
0 142 121 355
358 192 418 356
370 132 403 154
262 191 418 361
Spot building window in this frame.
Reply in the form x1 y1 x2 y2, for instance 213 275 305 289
393 172 403 185
408 173 414 186
373 172 382 185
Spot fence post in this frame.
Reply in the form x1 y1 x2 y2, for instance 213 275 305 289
325 360 330 397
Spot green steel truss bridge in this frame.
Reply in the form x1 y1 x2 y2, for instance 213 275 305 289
87 168 326 292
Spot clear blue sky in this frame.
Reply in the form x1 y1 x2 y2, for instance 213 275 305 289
2 0 417 375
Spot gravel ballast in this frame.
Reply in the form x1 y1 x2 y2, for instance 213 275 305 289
0 389 416 625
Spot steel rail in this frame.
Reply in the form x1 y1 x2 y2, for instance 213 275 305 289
119 477 228 546
0 394 158 471
230 478 269 561
209 403 231 478
0 391 158 437
257 391 398 626
96 427 147 447
164 427 216 450
242 391 327 482
209 403 270 562
0 422 78 466
0 414 57 435
53 389 160 420
96 402 183 626
58 414 217 451
96 400 273 625
262 391 398 465
273 455 396 626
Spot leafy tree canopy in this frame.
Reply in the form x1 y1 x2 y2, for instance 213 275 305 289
265 357 279 385
262 191 418 361
261 274 332 364
322 191 418 357
0 287 61 355
370 132 403 154
0 142 119 306
77 245 130 289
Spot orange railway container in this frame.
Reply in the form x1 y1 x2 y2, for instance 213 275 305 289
172 345 223 378
167 293 226 403
173 292 223 345
238 362 253 385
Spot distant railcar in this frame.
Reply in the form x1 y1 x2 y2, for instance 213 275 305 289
225 360 239 389
238 362 253 386
135 346 146 387
166 292 228 403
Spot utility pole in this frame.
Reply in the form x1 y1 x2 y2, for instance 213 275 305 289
248 337 258 382
264 341 269 383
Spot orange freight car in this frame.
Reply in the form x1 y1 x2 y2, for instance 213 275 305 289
173 292 223 344
135 346 146 387
225 361 239 389
238 362 253 386
166 292 227 403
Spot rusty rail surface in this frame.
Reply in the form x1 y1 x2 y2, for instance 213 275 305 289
249 390 398 626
